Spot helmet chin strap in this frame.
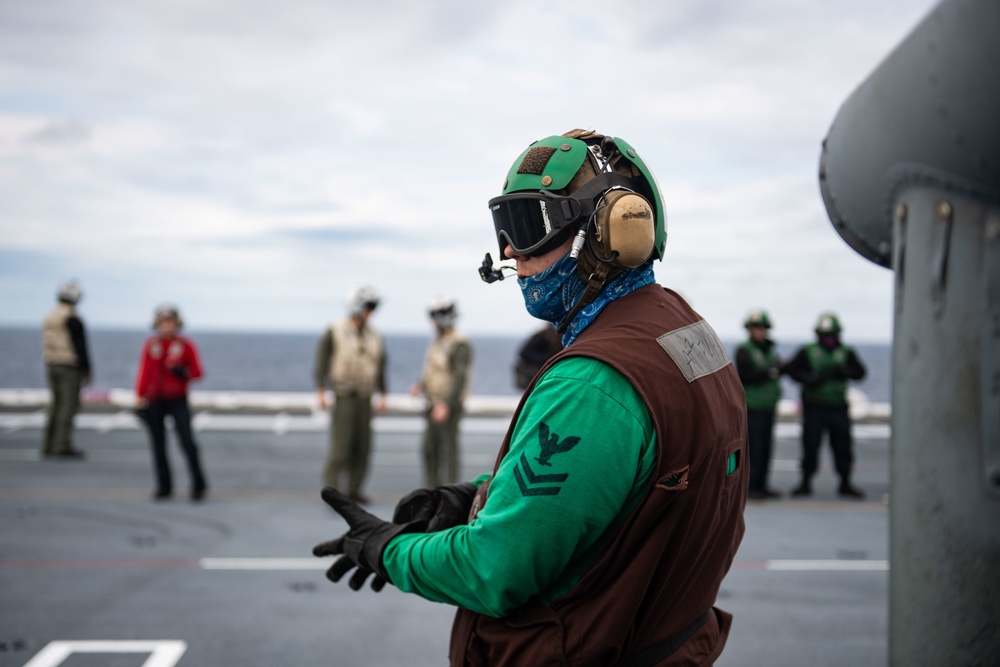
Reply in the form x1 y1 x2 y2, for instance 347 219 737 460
556 262 611 334
556 217 629 334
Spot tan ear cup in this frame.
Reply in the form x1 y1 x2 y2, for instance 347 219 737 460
593 190 655 268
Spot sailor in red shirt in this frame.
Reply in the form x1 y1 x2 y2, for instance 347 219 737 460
135 304 208 501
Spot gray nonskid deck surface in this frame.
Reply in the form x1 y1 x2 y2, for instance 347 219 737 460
0 417 889 667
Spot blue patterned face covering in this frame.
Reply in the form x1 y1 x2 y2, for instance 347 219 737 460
517 253 584 325
518 254 656 346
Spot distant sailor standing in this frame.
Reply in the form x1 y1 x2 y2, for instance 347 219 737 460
41 280 92 460
410 296 473 487
786 312 867 499
135 305 209 502
313 286 388 503
734 309 784 500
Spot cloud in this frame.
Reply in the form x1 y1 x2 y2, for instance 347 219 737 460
23 118 90 144
0 0 941 340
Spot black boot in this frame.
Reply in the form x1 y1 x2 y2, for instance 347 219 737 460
791 478 812 497
748 487 782 500
838 480 865 499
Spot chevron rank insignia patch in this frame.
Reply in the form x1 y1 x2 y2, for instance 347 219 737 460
514 453 569 496
512 422 580 496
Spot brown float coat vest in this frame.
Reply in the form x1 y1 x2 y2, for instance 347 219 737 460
450 285 749 666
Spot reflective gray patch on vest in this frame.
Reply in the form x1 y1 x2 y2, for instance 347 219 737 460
656 320 732 382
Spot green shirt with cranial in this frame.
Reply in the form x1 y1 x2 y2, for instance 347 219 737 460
383 356 657 617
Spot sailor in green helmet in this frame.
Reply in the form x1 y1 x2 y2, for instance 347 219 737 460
785 312 867 498
734 309 785 500
313 129 748 666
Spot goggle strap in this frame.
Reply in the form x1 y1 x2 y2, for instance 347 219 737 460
540 172 638 227
563 172 636 205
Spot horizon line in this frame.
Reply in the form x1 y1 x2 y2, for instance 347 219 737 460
0 322 894 345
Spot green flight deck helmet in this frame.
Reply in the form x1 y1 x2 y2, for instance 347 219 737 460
489 130 667 267
814 312 843 335
744 309 773 329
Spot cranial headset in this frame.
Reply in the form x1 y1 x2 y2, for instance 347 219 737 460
488 136 659 269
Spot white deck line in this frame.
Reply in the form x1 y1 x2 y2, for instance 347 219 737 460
197 557 890 572
766 559 889 571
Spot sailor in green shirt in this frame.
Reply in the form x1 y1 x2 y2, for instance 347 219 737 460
312 129 660 617
312 129 747 666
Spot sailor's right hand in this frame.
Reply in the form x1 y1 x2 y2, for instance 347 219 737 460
313 488 427 592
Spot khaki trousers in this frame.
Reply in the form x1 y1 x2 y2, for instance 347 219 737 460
43 364 82 455
421 406 462 488
323 393 373 496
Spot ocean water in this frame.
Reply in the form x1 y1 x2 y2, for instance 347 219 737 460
0 327 892 403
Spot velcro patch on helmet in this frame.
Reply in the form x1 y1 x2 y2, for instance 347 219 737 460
517 146 557 175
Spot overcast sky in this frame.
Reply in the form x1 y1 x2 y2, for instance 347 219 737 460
0 0 940 342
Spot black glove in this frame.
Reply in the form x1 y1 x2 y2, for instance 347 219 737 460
803 371 823 386
169 365 189 380
312 487 426 592
392 482 478 533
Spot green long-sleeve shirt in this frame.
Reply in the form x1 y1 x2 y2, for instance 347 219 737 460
383 356 657 617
